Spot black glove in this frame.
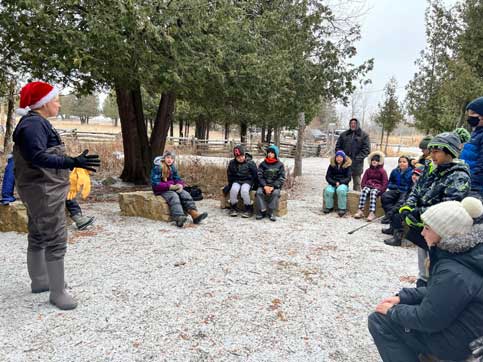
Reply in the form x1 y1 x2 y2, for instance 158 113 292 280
470 336 483 360
64 149 101 172
407 208 421 224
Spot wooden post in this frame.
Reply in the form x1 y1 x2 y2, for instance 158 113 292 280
294 112 305 177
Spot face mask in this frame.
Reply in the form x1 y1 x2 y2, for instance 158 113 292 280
467 116 480 127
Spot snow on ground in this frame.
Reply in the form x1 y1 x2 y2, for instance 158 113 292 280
0 157 417 362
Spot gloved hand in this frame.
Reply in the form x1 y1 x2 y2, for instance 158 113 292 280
406 208 421 225
470 336 483 360
64 149 100 172
169 184 181 191
175 184 184 193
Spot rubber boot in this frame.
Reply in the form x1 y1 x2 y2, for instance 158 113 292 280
46 259 77 310
229 203 238 217
71 213 95 230
384 229 404 247
241 204 253 218
27 250 49 293
188 209 208 224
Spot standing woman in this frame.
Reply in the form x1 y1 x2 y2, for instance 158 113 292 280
13 81 100 310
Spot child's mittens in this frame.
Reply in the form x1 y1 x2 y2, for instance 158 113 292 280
169 184 181 191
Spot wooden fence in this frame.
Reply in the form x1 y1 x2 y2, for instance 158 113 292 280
58 129 121 143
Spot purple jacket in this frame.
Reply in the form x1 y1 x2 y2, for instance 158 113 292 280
150 164 186 194
361 165 388 193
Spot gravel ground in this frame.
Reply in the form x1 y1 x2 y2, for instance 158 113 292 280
0 157 418 362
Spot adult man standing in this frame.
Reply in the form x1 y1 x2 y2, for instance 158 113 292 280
335 118 370 191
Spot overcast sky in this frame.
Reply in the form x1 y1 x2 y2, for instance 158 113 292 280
336 0 459 124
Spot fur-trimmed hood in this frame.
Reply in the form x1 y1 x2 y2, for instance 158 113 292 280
367 150 385 165
329 155 352 168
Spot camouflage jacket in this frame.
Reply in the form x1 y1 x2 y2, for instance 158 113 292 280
404 160 470 214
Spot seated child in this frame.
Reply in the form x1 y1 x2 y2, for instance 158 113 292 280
256 145 285 222
151 150 208 227
381 156 413 223
354 151 388 221
226 144 258 218
323 150 352 217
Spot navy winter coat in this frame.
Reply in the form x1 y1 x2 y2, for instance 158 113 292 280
325 156 352 186
460 126 483 191
387 167 413 192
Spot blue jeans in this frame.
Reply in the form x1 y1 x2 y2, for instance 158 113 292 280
323 184 348 210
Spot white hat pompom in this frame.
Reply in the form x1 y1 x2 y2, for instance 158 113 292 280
461 197 483 219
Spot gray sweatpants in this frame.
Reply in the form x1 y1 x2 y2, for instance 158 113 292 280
230 182 251 205
256 187 280 212
160 190 196 217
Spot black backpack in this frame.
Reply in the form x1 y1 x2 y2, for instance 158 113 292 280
185 185 203 201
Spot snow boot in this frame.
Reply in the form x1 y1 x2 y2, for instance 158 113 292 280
241 204 253 218
256 210 266 220
381 214 391 224
337 209 347 217
188 209 208 224
384 229 404 247
46 259 77 310
71 214 95 230
27 250 49 293
381 226 394 235
229 203 238 217
174 215 187 228
323 207 333 214
267 209 276 222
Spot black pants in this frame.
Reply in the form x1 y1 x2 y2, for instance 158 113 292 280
389 212 404 231
381 190 406 215
368 312 429 362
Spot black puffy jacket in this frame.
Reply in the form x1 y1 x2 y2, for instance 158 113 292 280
335 119 370 175
388 224 483 360
326 156 352 186
227 153 258 186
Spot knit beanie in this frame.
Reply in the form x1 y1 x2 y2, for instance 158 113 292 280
466 96 483 115
335 150 346 159
233 144 246 157
427 132 461 158
419 136 433 150
421 197 483 238
17 81 60 115
453 127 471 144
413 165 425 176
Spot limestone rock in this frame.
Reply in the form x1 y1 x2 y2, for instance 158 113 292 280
119 191 171 222
0 202 28 233
220 189 288 217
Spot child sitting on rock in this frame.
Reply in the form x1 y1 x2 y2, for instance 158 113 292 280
256 145 285 222
381 155 413 224
323 150 352 217
151 151 208 227
225 144 258 217
354 151 388 221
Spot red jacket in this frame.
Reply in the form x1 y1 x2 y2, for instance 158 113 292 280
361 165 388 193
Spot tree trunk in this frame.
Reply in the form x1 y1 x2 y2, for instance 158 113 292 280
169 117 174 137
114 117 118 127
240 121 247 143
261 125 266 143
224 121 230 142
274 126 281 148
195 117 206 139
266 127 272 143
3 79 15 154
205 121 210 140
150 91 176 159
179 119 184 137
384 130 390 155
86 116 90 125
380 124 385 150
294 113 305 177
185 120 189 137
115 84 151 184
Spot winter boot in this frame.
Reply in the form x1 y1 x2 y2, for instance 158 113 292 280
174 215 187 228
337 209 347 217
256 209 266 220
323 207 333 214
46 259 77 310
381 214 391 224
71 213 95 230
367 212 377 222
267 209 276 222
241 204 253 218
229 203 238 217
381 226 394 235
27 250 49 293
188 209 208 224
384 229 404 247
354 209 364 219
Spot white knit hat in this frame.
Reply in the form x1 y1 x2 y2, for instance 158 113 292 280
421 197 483 237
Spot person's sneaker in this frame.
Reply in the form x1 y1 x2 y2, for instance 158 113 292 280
323 208 333 214
256 210 266 220
381 215 391 224
337 209 347 217
71 214 95 230
241 205 253 218
175 215 187 227
354 209 364 219
367 212 377 222
416 279 427 288
229 204 238 217
381 226 394 235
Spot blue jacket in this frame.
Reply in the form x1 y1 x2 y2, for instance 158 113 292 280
387 167 413 192
460 126 483 191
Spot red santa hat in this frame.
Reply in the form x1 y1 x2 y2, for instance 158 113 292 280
17 81 60 115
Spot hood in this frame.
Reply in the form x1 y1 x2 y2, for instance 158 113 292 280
436 224 483 275
330 155 352 168
266 145 280 159
367 150 385 165
348 118 360 131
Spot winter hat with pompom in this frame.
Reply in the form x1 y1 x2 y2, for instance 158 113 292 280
421 197 483 238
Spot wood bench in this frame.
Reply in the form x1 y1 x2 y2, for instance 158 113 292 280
220 188 288 217
119 191 172 222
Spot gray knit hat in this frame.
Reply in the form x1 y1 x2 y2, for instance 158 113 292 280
419 136 433 150
427 132 461 158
